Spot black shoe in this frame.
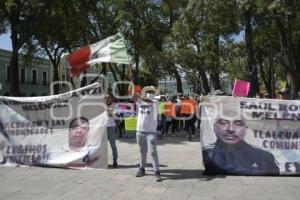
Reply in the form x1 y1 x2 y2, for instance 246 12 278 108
113 161 118 168
154 171 162 182
136 168 145 177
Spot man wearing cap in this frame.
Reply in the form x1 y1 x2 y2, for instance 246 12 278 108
131 86 162 182
202 117 279 175
279 88 291 100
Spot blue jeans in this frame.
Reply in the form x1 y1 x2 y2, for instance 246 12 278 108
136 131 160 172
107 126 118 162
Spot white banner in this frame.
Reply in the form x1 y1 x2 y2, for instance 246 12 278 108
201 96 300 175
0 83 108 169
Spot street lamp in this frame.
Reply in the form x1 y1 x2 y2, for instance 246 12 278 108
164 76 167 95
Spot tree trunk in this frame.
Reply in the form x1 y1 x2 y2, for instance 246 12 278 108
9 18 20 96
244 8 259 97
210 35 221 90
199 69 210 94
258 56 273 97
275 15 299 98
210 71 221 90
121 64 126 96
102 63 107 76
52 65 60 94
174 69 183 93
108 63 122 95
134 52 139 84
9 46 20 96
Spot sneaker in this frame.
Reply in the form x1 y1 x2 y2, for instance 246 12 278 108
136 168 146 177
113 161 118 168
154 171 162 182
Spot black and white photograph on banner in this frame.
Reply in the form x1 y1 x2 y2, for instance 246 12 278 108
201 96 300 176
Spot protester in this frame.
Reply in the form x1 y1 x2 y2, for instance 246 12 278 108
255 92 263 98
164 98 174 135
171 96 180 135
117 112 125 138
157 96 167 139
106 94 119 168
196 94 203 130
202 115 279 175
180 96 197 141
279 88 291 100
131 85 162 182
264 93 271 99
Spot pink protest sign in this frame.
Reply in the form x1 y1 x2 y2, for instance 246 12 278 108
232 79 250 97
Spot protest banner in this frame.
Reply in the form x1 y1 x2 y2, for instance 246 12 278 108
0 83 107 169
114 102 136 117
201 95 300 175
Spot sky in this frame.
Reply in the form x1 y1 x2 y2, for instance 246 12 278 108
0 31 245 51
0 33 12 51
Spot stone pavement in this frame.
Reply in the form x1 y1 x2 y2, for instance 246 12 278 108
1 131 300 200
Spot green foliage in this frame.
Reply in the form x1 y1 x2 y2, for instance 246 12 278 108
2 0 300 95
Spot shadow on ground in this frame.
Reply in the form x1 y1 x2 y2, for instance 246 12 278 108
118 134 201 145
108 163 168 169
159 169 226 180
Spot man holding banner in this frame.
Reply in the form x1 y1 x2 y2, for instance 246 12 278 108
202 115 280 175
106 94 119 168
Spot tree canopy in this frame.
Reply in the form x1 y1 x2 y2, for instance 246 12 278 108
1 0 300 97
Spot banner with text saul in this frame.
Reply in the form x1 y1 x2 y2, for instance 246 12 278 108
0 83 108 169
201 96 300 175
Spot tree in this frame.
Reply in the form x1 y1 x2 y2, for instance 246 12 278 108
27 1 120 94
257 0 300 98
0 0 39 96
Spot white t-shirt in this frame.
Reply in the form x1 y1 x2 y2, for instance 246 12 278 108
136 99 158 133
107 103 116 127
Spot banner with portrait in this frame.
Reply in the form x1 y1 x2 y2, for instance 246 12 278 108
201 96 300 175
0 83 108 169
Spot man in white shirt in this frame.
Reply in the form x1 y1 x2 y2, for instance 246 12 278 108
131 86 162 182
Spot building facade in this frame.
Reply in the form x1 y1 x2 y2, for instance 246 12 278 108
0 49 51 96
158 78 191 96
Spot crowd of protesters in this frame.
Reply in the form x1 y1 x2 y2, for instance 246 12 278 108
108 91 201 142
105 84 298 181
108 86 297 142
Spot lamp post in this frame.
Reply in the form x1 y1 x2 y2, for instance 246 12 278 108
164 76 167 95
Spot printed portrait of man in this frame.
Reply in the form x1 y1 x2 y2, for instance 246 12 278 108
202 113 280 175
68 117 90 152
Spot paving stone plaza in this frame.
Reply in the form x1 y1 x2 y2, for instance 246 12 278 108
0 132 299 200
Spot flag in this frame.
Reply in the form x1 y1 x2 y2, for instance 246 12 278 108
68 33 129 77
